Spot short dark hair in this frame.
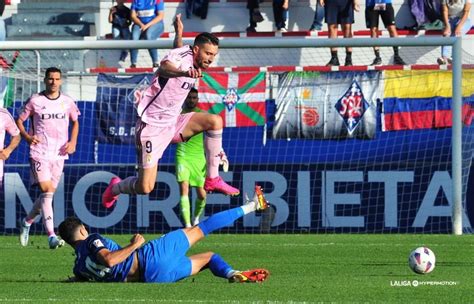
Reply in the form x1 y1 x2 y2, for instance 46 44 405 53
58 217 83 246
44 67 62 78
189 87 198 94
194 32 219 47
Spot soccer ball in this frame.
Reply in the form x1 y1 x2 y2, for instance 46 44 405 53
408 247 436 274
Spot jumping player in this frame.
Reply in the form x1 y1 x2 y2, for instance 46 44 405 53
102 14 239 209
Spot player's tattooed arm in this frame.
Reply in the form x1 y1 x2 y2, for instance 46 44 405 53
158 61 202 78
173 14 184 48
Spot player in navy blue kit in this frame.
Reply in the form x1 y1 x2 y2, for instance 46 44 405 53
58 186 270 283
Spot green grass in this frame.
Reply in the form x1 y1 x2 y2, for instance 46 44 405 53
0 234 473 303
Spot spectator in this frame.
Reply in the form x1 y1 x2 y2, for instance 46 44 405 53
438 0 471 64
246 0 264 32
186 0 209 19
109 0 132 62
0 0 6 41
273 0 289 31
365 0 406 65
323 0 360 66
309 0 325 31
130 0 165 68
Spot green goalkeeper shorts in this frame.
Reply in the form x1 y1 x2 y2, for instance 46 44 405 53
176 158 206 187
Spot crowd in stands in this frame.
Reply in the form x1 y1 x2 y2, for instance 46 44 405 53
105 0 471 68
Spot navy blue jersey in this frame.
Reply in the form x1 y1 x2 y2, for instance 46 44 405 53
73 233 135 282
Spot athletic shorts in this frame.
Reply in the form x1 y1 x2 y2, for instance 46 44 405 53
139 229 192 283
29 157 65 189
365 4 395 28
325 0 354 25
135 112 195 169
176 157 206 187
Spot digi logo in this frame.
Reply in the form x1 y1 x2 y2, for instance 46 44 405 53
40 113 66 120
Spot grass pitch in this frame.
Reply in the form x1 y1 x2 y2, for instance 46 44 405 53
0 234 472 303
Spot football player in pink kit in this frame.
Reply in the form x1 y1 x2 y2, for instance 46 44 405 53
16 67 80 249
102 14 239 209
0 108 21 187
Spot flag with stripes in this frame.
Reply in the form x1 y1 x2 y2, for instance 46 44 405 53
197 72 266 127
382 70 474 131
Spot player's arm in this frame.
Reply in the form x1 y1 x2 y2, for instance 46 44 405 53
173 14 184 48
159 61 202 79
63 119 79 155
16 118 39 145
95 234 145 268
0 134 20 160
16 99 40 145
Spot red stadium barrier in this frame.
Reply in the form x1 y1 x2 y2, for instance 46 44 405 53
87 64 472 74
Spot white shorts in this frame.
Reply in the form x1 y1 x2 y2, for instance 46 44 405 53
29 158 65 189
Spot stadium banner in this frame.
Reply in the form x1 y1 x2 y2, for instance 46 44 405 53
382 70 474 131
272 71 380 140
2 163 472 234
197 72 266 127
95 73 152 144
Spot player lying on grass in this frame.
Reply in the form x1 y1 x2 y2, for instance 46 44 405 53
59 186 270 283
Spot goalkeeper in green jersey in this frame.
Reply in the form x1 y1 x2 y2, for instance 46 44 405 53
175 88 208 227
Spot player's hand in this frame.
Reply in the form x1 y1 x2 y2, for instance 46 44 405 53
28 135 40 146
63 141 77 155
282 0 289 10
131 234 145 248
174 14 183 34
187 67 202 78
0 149 11 160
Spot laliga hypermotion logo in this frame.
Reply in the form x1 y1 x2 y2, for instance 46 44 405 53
222 88 240 111
335 80 369 135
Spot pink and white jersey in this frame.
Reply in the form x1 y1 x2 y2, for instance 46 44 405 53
136 45 196 127
18 92 80 160
0 108 20 151
0 108 20 181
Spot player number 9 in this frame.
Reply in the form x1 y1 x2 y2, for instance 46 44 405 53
145 141 152 153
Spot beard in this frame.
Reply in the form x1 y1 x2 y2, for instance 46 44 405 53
196 57 210 69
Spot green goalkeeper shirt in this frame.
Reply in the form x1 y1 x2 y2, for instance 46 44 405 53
175 107 206 163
